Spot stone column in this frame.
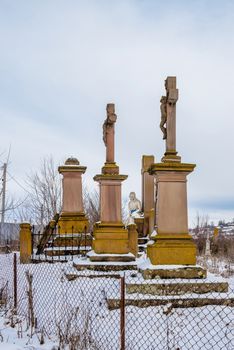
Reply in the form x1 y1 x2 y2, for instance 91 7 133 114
20 223 32 264
141 155 155 235
58 157 88 234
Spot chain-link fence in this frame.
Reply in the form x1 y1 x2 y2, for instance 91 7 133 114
0 252 234 350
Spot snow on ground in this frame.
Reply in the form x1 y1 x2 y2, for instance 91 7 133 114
0 253 234 349
0 310 58 350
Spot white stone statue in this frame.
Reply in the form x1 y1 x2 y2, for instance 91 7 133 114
126 192 142 225
205 232 211 258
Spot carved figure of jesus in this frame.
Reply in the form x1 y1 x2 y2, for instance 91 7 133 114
160 96 167 140
102 103 117 163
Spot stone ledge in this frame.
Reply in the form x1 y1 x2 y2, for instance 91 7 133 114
89 254 135 263
73 260 137 272
107 297 234 310
65 273 121 281
126 282 228 295
139 265 207 279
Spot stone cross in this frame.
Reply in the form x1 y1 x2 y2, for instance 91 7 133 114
103 103 117 163
160 77 179 155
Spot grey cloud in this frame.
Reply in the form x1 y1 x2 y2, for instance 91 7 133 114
0 0 234 225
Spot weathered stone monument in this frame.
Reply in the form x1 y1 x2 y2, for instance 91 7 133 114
90 104 134 262
43 157 93 257
146 77 198 273
58 157 88 234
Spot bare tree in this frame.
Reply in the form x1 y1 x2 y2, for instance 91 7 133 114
83 187 99 231
194 211 210 235
25 157 62 226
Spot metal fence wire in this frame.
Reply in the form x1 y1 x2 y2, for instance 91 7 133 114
0 252 234 350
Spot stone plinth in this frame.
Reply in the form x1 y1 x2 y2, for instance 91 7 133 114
58 157 88 234
92 168 130 258
141 155 155 235
147 162 196 266
92 222 129 254
20 223 32 264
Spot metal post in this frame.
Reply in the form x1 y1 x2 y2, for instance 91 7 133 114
58 226 61 262
71 226 74 260
31 225 34 261
120 274 125 350
84 226 87 256
0 163 7 243
13 253 17 310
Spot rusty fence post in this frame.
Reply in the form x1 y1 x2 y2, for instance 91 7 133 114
120 273 125 350
13 252 17 310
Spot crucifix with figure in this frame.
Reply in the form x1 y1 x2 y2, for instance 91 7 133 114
160 76 181 162
103 103 117 164
91 103 131 261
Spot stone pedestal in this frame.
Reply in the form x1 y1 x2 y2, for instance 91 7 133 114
92 166 132 259
147 162 196 265
58 157 88 234
20 223 32 264
141 155 155 235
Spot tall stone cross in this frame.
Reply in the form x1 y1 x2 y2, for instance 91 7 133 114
160 77 180 162
103 103 117 163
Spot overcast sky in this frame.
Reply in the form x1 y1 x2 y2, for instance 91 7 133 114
0 0 234 225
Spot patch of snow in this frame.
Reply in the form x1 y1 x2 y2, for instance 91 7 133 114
73 257 137 266
87 250 135 258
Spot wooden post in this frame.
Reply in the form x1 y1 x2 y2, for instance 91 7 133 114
13 253 17 310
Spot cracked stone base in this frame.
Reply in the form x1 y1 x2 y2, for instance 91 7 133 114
139 265 207 279
126 281 228 295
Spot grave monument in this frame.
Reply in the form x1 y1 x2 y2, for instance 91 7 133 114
58 157 88 233
145 77 198 274
90 104 135 262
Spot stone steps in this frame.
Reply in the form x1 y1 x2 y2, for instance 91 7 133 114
44 246 91 256
73 258 138 272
